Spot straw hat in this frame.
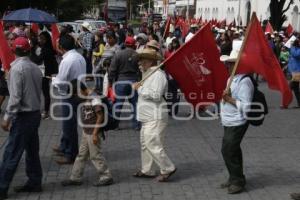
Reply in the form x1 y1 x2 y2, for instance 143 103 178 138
146 40 160 50
220 40 243 62
82 22 92 32
137 48 162 61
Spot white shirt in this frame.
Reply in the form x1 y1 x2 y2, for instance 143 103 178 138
52 49 86 94
220 74 254 127
165 36 176 48
185 32 195 42
137 67 168 122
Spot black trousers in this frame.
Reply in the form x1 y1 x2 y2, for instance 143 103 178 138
290 81 300 106
221 123 249 186
42 77 50 113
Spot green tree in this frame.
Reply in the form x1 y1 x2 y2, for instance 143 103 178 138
269 0 295 30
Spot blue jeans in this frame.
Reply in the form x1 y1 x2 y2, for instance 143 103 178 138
114 79 140 129
0 111 42 194
59 97 79 160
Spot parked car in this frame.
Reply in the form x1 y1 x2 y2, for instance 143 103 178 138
75 19 107 32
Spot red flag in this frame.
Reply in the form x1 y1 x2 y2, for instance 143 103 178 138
220 19 226 28
236 14 292 107
0 23 15 71
265 21 274 34
164 24 229 106
286 24 294 37
31 23 39 34
197 16 203 25
163 17 171 39
51 24 60 50
181 20 190 38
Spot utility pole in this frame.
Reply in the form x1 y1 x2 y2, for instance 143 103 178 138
148 0 151 14
187 0 190 19
238 0 241 28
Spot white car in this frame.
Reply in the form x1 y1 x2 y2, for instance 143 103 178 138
75 20 107 32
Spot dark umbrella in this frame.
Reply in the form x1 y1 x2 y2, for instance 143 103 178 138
3 8 57 24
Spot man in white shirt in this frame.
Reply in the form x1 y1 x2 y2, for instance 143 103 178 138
219 41 254 194
185 24 198 43
132 48 176 182
52 34 86 165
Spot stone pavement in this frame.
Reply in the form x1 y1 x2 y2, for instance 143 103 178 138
1 82 300 200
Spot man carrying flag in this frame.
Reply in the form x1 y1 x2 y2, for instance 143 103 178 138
219 12 292 195
219 40 254 194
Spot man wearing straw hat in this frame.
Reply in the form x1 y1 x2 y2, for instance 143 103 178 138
132 48 176 182
219 40 254 194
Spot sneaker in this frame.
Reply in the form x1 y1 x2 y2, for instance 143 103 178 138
219 181 231 189
61 179 83 187
42 112 50 120
227 185 244 194
14 185 42 193
93 178 114 187
291 193 300 200
54 156 74 165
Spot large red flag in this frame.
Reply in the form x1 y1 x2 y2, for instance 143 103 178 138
164 24 229 106
163 17 171 39
265 21 274 34
0 23 15 71
236 14 292 107
286 24 294 37
51 24 59 50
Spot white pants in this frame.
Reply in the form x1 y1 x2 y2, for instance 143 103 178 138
70 132 112 182
140 120 175 175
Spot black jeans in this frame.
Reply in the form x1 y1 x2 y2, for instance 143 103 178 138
0 111 42 194
42 77 51 113
83 50 92 75
290 81 300 106
221 123 249 186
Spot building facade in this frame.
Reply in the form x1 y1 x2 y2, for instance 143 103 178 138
196 0 300 30
154 0 196 17
155 0 300 31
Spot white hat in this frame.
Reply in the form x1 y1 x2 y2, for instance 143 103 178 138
82 22 92 32
191 24 199 28
220 40 243 62
218 29 225 33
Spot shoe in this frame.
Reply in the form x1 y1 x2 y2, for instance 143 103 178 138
41 112 50 120
0 193 7 200
54 157 74 165
61 179 83 187
52 145 62 154
134 126 141 131
156 168 177 182
227 185 244 194
14 185 42 193
93 178 114 187
219 181 231 189
291 193 300 200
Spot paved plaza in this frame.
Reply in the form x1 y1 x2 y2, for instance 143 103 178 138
1 82 300 200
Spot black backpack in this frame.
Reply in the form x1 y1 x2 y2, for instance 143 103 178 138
101 97 118 132
240 75 268 126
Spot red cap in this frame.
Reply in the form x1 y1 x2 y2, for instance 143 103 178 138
12 37 31 52
125 36 135 46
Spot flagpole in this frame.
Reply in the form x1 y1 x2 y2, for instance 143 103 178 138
225 12 256 92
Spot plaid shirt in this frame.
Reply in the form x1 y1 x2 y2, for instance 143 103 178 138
81 32 94 51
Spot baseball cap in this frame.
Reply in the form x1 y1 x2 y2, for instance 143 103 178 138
125 36 136 46
12 37 31 52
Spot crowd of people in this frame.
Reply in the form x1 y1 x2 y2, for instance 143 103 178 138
0 17 300 200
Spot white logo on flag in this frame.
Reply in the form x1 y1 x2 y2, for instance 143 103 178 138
183 53 211 86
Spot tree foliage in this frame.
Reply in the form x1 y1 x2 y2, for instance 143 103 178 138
269 0 295 30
